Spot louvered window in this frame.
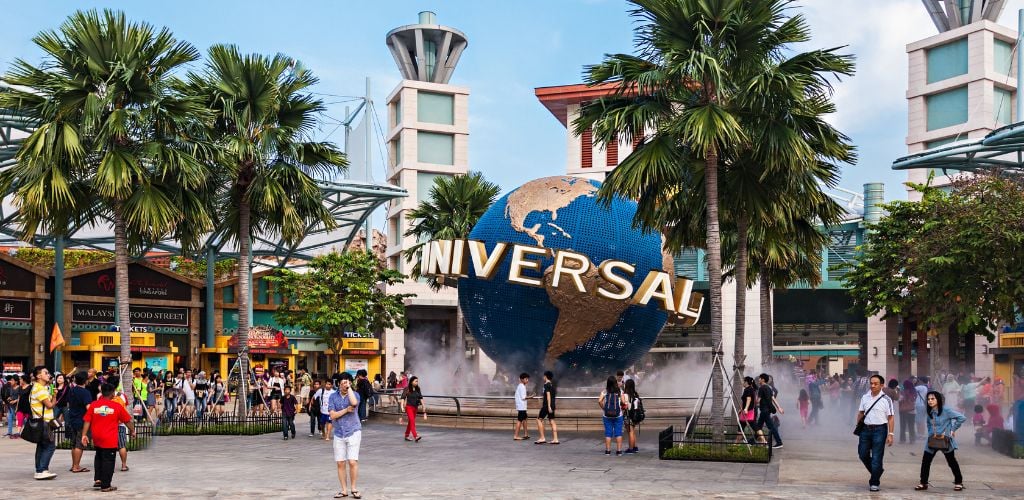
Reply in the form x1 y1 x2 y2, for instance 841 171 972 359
607 138 618 166
581 128 593 169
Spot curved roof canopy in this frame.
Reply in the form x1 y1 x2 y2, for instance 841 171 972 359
892 121 1024 176
0 106 406 267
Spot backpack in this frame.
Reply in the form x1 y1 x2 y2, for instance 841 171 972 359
628 396 646 425
603 391 620 418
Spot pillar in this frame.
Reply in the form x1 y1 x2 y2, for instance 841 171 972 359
53 236 65 372
205 247 215 348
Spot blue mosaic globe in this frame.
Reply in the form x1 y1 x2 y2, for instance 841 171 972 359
459 176 670 377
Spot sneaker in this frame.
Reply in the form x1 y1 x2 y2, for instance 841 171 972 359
615 451 622 456
308 433 315 437
604 450 611 456
283 436 288 440
772 443 784 449
34 471 57 480
291 432 296 439
869 485 879 492
623 449 636 454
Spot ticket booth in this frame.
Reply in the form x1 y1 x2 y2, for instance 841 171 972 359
62 261 203 369
338 338 382 378
0 254 50 372
61 331 178 373
200 326 298 376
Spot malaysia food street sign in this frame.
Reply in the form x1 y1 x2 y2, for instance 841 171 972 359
419 239 704 326
72 302 189 327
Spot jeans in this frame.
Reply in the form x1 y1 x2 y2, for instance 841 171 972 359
357 398 367 421
164 396 176 421
282 414 295 437
94 447 116 488
195 396 207 420
309 412 321 435
921 449 962 485
35 437 56 473
858 424 887 487
898 412 916 443
5 407 14 435
755 410 782 446
808 399 822 425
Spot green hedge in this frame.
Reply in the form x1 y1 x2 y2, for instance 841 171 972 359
155 423 278 436
55 437 150 452
662 443 769 463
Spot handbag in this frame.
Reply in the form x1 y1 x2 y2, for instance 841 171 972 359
927 414 950 450
20 395 50 444
740 409 755 422
853 394 887 436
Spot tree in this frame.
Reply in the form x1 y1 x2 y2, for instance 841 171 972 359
0 10 213 407
187 46 347 417
574 0 853 436
402 171 501 367
843 174 1024 340
268 251 412 363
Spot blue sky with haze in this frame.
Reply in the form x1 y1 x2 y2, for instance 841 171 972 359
4 0 1024 222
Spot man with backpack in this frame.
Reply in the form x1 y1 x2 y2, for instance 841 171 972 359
355 370 372 423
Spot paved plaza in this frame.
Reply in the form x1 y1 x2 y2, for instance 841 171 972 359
1 414 1021 499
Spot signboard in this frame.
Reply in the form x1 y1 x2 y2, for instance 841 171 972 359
72 302 189 327
228 326 289 349
147 356 168 372
101 345 171 353
344 358 368 372
0 298 32 321
2 361 24 373
0 261 36 292
71 264 193 301
342 349 380 356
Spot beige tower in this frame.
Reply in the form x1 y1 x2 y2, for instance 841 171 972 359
383 12 473 375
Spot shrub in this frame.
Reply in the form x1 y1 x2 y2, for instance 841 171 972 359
661 443 769 463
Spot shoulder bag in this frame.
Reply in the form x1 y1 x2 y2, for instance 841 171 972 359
927 414 950 451
20 392 50 444
853 394 887 436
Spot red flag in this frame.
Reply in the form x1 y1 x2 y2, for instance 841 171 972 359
49 323 65 353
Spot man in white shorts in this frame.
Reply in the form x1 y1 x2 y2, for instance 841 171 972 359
328 374 362 498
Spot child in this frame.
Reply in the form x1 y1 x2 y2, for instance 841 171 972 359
513 373 530 441
798 389 810 428
81 383 135 493
281 386 298 440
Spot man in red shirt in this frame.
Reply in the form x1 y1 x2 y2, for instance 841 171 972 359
82 383 135 492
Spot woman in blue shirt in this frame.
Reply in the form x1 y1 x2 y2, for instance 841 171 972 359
916 390 966 491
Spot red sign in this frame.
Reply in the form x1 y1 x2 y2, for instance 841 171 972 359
2 361 23 373
228 326 289 349
343 350 380 356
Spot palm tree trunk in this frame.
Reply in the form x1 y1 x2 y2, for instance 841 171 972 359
237 198 251 419
760 275 773 370
704 151 724 440
733 214 749 402
113 205 133 409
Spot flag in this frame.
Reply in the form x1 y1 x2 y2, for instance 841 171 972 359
49 323 65 353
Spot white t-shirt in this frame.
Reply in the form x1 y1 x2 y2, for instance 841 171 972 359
177 378 195 400
315 388 336 415
514 383 527 411
859 391 895 425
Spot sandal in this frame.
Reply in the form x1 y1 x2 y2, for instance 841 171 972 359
334 492 348 498
954 484 963 491
534 440 547 444
70 467 91 473
352 491 361 499
914 484 928 491
513 437 525 441
120 466 129 472
550 441 560 445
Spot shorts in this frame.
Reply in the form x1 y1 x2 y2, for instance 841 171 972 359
602 415 624 438
320 413 331 425
69 426 87 450
516 410 528 422
146 394 156 408
538 408 555 420
332 431 361 461
185 397 195 406
300 386 310 399
118 425 128 449
269 391 282 401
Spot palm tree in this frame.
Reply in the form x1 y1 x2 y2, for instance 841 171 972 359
403 171 501 371
187 45 347 418
0 10 213 407
575 0 853 435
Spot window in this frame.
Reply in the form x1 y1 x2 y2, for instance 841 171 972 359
926 86 968 131
417 91 454 125
391 101 402 127
994 39 1014 76
926 38 968 84
390 137 401 167
994 87 1013 126
581 128 593 168
417 132 454 165
607 138 618 166
222 285 235 304
417 172 451 203
257 278 269 305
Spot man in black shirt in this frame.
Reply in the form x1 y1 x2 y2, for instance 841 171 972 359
67 372 94 472
754 373 785 449
85 368 101 401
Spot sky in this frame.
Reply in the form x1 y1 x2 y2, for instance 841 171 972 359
3 0 1024 227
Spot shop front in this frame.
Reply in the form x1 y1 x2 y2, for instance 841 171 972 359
63 261 203 369
61 331 177 373
214 271 325 373
338 337 382 378
200 326 299 376
994 328 1024 407
0 254 50 374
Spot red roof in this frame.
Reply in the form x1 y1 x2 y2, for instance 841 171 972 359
534 82 624 126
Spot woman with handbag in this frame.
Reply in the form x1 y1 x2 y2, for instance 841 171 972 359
916 390 966 491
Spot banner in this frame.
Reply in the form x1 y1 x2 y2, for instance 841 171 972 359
49 323 65 353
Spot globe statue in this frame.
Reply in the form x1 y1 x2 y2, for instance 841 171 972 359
459 176 673 376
